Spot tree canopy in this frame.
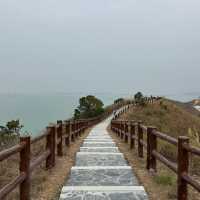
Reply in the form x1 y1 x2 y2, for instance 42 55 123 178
114 98 124 104
134 92 146 106
0 119 23 136
74 95 104 119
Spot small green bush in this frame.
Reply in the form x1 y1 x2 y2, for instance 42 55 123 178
153 175 175 186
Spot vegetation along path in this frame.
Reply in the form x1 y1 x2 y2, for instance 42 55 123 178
59 115 148 200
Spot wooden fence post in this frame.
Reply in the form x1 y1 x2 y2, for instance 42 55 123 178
70 121 75 142
64 120 70 146
57 121 63 156
118 122 120 137
20 136 31 200
177 136 189 200
147 127 157 171
75 120 78 138
130 121 135 149
125 121 129 143
120 121 123 139
137 121 143 158
46 126 56 168
78 121 82 136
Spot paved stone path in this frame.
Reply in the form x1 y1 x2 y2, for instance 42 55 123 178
59 117 148 200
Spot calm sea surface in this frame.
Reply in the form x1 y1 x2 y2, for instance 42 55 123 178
0 92 199 137
0 93 123 136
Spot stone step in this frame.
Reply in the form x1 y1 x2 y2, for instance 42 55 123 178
84 139 113 143
82 142 116 147
88 135 109 138
80 147 119 153
66 166 138 186
60 186 148 200
76 152 126 166
87 132 110 135
75 152 127 166
86 136 111 139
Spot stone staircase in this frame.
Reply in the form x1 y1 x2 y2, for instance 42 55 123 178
59 117 148 200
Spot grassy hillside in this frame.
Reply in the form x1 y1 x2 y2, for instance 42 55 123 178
120 99 200 173
114 99 200 199
122 99 200 143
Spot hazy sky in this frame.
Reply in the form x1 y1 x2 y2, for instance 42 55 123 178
0 0 199 96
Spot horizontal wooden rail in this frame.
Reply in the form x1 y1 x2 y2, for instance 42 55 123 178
111 118 200 200
182 173 200 193
182 143 200 156
152 150 177 173
30 150 50 172
152 130 178 145
0 102 130 200
0 143 25 161
0 173 26 200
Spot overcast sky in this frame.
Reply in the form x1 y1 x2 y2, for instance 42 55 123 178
0 0 199 96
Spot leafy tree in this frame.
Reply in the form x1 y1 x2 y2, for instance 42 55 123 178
134 92 146 106
6 119 23 135
74 95 104 119
134 92 143 102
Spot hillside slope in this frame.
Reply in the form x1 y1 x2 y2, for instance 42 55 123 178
121 99 200 145
115 99 200 199
119 99 200 174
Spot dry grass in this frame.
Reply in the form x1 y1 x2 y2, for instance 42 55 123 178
122 100 200 140
109 99 200 199
108 127 200 200
0 128 91 200
120 100 200 174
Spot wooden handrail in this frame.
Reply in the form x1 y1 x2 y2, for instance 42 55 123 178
152 150 177 173
30 149 50 172
182 143 200 156
111 118 200 200
152 129 178 145
0 173 26 200
182 173 200 193
0 143 25 161
0 102 128 200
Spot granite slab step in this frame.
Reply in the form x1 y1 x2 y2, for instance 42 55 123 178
84 139 113 143
88 133 109 136
60 186 148 200
80 147 119 153
88 135 109 138
75 152 128 166
86 136 111 139
66 166 138 186
82 142 116 147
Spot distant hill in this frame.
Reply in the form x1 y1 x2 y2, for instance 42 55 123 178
191 99 200 106
186 99 200 112
168 99 200 117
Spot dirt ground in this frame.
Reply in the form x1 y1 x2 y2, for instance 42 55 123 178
107 126 200 200
38 128 91 200
0 128 91 200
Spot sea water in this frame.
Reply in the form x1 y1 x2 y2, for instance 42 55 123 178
0 93 121 136
0 92 199 137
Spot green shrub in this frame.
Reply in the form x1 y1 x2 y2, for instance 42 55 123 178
153 175 175 186
74 95 104 119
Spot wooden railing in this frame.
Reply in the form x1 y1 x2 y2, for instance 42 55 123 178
111 120 200 200
0 101 132 200
0 119 93 200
